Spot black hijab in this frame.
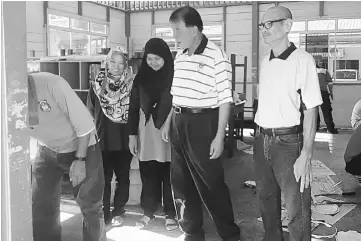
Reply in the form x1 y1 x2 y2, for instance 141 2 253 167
132 38 174 129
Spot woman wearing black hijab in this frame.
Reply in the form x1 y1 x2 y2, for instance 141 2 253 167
128 38 177 231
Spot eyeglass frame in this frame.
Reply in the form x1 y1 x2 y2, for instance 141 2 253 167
258 18 288 30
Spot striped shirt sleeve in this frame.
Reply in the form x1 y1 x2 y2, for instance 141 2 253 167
214 48 233 105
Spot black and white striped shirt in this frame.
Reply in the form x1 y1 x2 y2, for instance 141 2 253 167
171 35 233 108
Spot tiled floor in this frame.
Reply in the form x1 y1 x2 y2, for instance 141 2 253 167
60 130 361 241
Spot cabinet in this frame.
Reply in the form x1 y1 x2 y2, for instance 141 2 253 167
34 56 106 104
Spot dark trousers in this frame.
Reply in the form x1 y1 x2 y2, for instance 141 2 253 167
254 130 311 241
32 144 106 241
139 160 176 218
102 150 133 221
345 152 361 176
317 90 336 132
170 110 240 241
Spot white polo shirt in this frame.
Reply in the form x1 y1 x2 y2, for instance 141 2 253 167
255 43 323 128
171 35 233 108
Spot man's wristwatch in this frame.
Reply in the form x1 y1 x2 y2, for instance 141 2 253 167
75 157 86 161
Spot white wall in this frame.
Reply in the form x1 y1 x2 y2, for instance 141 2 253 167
129 12 152 53
226 5 253 100
26 1 126 58
110 9 126 48
26 1 45 57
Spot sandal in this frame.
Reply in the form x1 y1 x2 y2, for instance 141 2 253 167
112 215 125 226
135 215 154 229
165 218 178 231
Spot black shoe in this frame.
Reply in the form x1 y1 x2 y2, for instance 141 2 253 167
328 129 339 134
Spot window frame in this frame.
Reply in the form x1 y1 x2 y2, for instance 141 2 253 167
47 9 109 56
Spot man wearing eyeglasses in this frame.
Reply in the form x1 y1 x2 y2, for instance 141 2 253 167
254 6 322 240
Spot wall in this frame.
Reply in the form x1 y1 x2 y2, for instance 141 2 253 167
2 2 33 240
129 12 152 53
110 9 126 47
26 1 45 57
25 1 126 58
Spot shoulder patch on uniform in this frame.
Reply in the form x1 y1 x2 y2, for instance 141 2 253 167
38 99 51 112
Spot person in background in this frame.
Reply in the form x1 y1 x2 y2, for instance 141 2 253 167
87 46 134 226
351 99 361 130
29 72 106 241
255 6 322 240
128 38 178 231
316 64 338 134
162 6 241 241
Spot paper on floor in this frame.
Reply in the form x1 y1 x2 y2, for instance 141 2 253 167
336 230 361 241
311 175 343 196
236 140 253 154
312 160 336 176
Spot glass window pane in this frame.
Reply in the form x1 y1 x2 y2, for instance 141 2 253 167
291 21 306 32
203 25 222 36
71 19 89 31
209 36 223 47
338 18 361 30
90 36 107 55
71 33 89 55
308 19 336 31
90 23 107 34
49 14 70 28
155 27 173 38
164 39 176 50
49 29 71 56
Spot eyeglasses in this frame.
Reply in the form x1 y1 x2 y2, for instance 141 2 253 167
258 18 287 30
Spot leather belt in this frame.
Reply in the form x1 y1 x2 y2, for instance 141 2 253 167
173 106 217 114
259 125 301 137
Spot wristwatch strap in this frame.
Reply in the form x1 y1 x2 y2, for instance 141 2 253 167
75 157 86 161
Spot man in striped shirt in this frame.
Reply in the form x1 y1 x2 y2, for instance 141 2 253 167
161 6 240 241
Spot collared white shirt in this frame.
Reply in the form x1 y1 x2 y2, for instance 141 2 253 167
255 43 323 128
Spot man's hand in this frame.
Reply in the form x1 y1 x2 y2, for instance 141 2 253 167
129 135 138 156
209 135 224 159
69 160 86 187
294 150 312 193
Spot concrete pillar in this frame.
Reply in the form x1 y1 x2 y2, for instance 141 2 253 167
252 1 259 100
1 1 33 241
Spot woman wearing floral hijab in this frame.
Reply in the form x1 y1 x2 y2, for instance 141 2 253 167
128 38 177 231
87 46 133 226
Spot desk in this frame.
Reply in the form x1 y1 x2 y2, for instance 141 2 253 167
227 101 246 158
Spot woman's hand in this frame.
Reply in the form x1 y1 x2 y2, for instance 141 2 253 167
129 135 138 156
161 122 170 142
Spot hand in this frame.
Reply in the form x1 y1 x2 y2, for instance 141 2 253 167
293 151 312 193
129 135 138 156
209 135 224 159
69 160 86 187
161 123 170 142
330 93 334 100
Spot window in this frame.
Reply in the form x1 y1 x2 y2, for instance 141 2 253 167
308 19 336 31
90 23 107 34
336 60 359 71
338 18 361 30
48 13 108 56
153 23 224 51
291 21 306 32
71 19 89 31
